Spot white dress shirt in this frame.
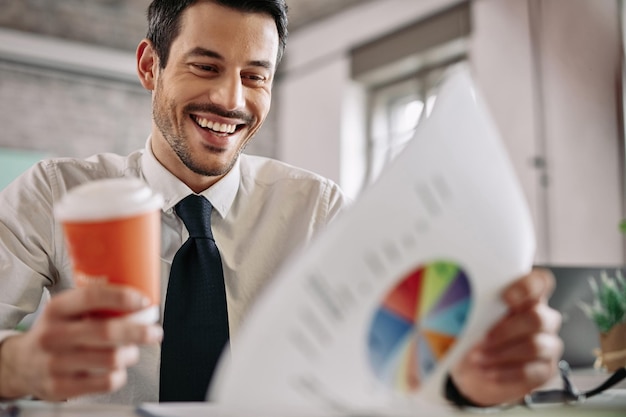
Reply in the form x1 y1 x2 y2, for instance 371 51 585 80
0 139 349 404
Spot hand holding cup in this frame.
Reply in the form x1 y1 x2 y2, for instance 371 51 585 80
55 177 164 323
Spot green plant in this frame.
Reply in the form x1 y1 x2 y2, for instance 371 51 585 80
579 270 626 333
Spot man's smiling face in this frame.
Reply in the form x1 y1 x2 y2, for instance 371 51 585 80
144 1 279 191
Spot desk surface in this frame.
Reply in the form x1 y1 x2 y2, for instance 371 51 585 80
6 391 624 417
6 369 626 417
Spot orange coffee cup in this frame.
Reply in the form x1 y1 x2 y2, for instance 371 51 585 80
54 178 164 323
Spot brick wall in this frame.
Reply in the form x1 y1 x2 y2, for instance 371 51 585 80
0 61 151 158
0 0 149 52
0 59 276 161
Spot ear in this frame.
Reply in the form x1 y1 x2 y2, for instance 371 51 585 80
137 39 158 90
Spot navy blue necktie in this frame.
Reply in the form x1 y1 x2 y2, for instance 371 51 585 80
159 195 229 402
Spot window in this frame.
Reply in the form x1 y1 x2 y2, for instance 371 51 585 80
365 62 462 184
349 2 471 190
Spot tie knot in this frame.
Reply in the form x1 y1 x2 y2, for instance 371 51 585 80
175 195 214 239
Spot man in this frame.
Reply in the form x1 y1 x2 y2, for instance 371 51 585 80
0 0 562 408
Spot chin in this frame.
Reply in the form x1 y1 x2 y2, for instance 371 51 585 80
185 158 230 177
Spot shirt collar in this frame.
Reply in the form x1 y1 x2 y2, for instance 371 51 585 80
140 137 240 218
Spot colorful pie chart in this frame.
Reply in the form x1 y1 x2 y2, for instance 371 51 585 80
367 260 472 393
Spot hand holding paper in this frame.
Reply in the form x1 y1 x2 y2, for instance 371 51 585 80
210 66 558 413
450 268 563 406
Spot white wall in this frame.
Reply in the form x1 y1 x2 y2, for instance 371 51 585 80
471 0 623 265
278 57 348 186
470 0 543 258
540 0 622 265
276 0 624 265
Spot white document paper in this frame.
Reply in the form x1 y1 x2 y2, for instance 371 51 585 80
209 66 536 415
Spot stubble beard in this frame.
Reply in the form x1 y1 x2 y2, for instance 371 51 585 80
153 90 247 178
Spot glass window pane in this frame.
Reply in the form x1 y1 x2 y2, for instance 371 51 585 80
365 60 466 186
391 97 423 136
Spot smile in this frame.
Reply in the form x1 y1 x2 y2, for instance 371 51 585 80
191 115 238 134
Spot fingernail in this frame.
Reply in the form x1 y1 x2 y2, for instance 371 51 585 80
126 288 151 309
130 289 151 308
506 287 525 305
149 326 163 341
139 296 151 308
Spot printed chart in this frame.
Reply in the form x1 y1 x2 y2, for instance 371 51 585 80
367 261 472 393
211 68 533 410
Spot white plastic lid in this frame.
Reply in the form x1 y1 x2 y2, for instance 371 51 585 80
54 178 164 222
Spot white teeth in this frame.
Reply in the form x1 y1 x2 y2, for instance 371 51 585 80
194 116 236 133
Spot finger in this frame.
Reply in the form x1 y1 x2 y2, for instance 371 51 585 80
39 319 163 350
479 358 559 389
47 345 140 375
450 352 559 407
485 304 562 347
502 268 555 309
475 333 563 367
460 359 558 405
45 285 151 319
38 368 129 401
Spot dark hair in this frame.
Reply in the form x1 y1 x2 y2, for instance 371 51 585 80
147 0 288 69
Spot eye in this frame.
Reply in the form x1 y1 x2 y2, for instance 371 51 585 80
244 74 264 81
242 73 268 86
192 64 218 73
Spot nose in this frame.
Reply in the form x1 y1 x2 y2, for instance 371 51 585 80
210 73 245 111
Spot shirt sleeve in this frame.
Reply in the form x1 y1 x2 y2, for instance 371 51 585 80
322 178 352 227
0 161 63 330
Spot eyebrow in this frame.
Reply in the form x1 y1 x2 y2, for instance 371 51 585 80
186 47 274 70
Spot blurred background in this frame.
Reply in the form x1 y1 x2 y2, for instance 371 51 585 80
0 0 623 267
